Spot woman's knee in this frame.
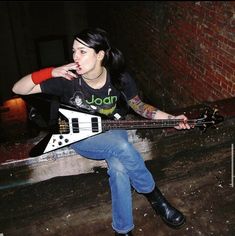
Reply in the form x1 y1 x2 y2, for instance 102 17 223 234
107 157 127 174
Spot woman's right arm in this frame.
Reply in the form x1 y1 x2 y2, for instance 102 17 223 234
12 63 79 95
12 74 42 95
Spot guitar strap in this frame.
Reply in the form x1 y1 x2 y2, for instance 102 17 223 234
48 96 60 126
22 93 60 128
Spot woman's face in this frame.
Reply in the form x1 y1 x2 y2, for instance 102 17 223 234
72 39 102 75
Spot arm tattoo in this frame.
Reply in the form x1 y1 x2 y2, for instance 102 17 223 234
128 95 157 119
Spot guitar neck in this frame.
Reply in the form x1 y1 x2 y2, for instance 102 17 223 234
102 119 204 131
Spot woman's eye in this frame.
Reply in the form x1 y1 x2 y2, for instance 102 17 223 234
72 49 86 55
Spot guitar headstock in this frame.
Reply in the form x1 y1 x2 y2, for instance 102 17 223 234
196 106 224 132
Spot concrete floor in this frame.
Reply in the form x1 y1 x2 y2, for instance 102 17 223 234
0 155 234 236
0 99 234 236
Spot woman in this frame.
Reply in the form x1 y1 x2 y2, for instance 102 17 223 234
12 28 191 236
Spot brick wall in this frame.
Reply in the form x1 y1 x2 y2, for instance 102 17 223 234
166 2 235 106
88 1 235 109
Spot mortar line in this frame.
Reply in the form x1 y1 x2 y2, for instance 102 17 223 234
232 143 234 188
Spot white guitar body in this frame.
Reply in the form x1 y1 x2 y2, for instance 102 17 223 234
44 108 102 153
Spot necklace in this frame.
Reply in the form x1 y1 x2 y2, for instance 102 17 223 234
82 68 104 80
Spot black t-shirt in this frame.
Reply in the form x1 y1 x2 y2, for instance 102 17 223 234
40 71 138 118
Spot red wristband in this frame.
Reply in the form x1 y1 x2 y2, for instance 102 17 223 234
31 67 54 84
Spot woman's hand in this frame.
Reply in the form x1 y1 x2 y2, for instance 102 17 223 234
52 63 79 80
173 114 191 130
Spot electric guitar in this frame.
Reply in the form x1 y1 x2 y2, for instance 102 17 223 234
29 106 224 157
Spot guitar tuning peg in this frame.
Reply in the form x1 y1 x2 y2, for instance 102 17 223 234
213 108 218 115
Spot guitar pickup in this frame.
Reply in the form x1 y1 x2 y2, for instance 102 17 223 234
91 117 99 132
72 118 79 133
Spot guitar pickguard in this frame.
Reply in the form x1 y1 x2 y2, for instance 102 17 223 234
44 108 102 153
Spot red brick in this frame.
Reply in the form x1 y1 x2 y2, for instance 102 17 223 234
107 2 235 106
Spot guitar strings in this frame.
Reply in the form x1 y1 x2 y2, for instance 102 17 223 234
58 119 214 133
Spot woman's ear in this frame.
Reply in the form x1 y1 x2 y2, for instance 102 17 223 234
97 50 105 61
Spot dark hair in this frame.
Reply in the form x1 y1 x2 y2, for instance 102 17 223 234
74 28 125 89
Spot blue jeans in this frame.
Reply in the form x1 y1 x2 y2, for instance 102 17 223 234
71 130 155 234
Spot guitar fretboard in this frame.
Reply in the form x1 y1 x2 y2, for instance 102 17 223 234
101 119 202 131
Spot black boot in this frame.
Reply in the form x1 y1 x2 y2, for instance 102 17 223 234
144 186 186 229
115 231 133 236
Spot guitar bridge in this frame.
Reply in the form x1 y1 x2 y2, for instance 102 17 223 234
58 117 69 134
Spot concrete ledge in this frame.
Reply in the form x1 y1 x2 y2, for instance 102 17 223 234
0 130 156 189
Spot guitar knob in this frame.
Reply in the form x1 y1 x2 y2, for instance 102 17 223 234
59 135 64 139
